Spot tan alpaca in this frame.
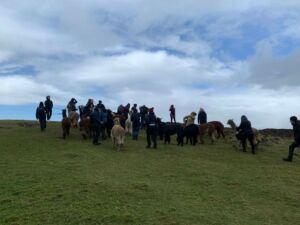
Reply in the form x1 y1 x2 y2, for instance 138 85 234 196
111 118 126 150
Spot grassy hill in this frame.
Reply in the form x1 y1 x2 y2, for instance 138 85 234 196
0 121 299 225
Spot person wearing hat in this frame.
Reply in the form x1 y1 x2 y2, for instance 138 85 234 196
169 105 176 123
44 96 53 120
145 107 158 148
283 116 300 162
36 101 47 131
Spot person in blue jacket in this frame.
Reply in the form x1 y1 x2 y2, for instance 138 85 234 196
89 106 103 145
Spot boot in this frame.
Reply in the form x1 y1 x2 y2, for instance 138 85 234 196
282 157 292 162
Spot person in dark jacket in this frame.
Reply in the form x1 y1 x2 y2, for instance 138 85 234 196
198 108 207 124
44 96 53 120
89 107 103 145
236 115 255 154
83 99 94 117
97 100 105 112
283 116 300 162
36 102 47 131
169 104 176 123
145 107 157 148
67 98 77 114
139 105 148 129
131 108 141 140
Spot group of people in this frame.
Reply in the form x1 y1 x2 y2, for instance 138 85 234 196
35 96 300 162
35 96 53 131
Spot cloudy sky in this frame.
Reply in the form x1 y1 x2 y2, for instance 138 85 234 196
1 0 300 128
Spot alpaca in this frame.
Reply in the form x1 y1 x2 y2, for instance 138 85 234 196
125 112 133 135
68 111 79 128
111 118 126 150
227 119 262 149
61 109 71 139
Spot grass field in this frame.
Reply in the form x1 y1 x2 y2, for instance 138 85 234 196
0 120 299 225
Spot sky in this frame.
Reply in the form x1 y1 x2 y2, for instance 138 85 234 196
1 0 300 128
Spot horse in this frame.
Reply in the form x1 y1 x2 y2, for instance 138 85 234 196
111 117 125 150
227 119 262 149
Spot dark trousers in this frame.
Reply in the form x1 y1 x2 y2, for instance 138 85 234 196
132 127 140 140
236 133 255 153
39 119 46 131
146 126 157 148
170 114 176 123
46 109 52 120
288 142 300 161
92 125 100 144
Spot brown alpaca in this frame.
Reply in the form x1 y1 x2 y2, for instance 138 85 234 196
111 118 125 150
208 121 225 139
79 117 91 139
69 111 79 128
198 123 216 144
227 119 262 148
61 109 71 139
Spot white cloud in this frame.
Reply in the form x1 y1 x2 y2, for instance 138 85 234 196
0 1 300 128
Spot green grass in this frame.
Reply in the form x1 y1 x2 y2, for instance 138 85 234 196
0 120 299 225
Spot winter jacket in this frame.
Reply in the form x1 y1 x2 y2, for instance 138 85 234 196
198 111 207 124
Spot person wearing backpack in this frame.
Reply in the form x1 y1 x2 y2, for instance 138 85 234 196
36 102 47 131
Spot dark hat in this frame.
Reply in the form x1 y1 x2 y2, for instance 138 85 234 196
149 107 154 113
290 116 297 122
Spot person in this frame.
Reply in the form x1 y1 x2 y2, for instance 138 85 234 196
183 112 197 126
236 115 255 154
283 116 300 162
169 105 176 123
117 104 124 115
67 98 77 114
145 107 157 148
100 108 108 140
139 105 148 129
198 108 207 124
83 99 94 117
131 108 141 140
44 96 53 120
131 103 137 113
36 102 47 131
89 107 102 145
97 100 105 111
